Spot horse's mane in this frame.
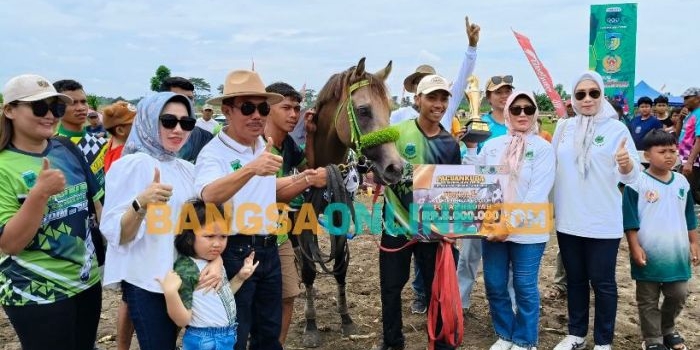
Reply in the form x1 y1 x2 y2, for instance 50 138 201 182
314 66 390 115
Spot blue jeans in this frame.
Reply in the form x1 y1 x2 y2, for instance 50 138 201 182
412 254 426 301
122 282 178 350
482 241 545 348
223 240 283 350
557 232 620 345
183 325 237 350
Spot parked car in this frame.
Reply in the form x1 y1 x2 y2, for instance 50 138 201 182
214 114 227 126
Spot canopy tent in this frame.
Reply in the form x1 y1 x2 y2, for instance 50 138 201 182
634 80 684 107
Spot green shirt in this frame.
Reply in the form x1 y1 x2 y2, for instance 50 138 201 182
0 140 102 306
56 124 108 194
269 135 307 245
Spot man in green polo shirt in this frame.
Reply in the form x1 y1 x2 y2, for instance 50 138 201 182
264 81 328 347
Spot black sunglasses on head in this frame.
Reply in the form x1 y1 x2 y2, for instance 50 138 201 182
230 101 270 117
574 89 602 101
159 114 196 131
509 105 537 116
12 99 66 118
490 75 514 86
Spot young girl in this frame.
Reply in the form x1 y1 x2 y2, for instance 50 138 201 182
158 199 258 349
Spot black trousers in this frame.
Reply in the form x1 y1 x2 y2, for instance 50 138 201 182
4 283 102 350
379 233 458 350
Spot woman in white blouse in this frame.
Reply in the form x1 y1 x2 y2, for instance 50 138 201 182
465 91 555 350
101 92 221 350
552 71 640 350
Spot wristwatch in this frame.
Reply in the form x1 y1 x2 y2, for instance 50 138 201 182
132 198 146 215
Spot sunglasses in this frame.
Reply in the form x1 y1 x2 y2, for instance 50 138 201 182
574 89 602 101
509 105 537 116
232 101 270 117
490 75 514 86
159 114 196 131
12 99 66 118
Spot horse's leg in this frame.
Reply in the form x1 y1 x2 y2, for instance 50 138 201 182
333 237 357 336
301 247 320 348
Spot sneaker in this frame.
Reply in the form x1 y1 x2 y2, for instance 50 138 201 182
553 335 587 350
489 338 513 350
511 346 536 350
410 299 427 314
593 346 612 350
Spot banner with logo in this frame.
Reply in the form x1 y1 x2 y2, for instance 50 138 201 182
513 30 566 118
589 3 638 116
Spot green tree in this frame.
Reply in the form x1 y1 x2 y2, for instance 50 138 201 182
217 84 224 94
150 65 171 92
86 94 100 111
189 77 211 95
534 92 554 111
0 93 3 104
555 84 568 100
302 88 317 110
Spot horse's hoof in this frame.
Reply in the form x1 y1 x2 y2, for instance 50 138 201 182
302 329 321 348
341 321 358 336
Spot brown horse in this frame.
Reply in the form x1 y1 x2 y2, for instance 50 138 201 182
300 57 404 347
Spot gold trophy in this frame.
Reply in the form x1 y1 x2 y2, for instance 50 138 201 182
461 75 491 143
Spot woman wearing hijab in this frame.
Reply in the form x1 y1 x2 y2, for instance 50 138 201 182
464 91 555 350
0 74 102 350
101 92 222 350
552 71 640 350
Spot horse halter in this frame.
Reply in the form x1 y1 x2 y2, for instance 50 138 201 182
334 79 399 158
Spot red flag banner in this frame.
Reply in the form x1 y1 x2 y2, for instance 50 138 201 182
512 30 566 118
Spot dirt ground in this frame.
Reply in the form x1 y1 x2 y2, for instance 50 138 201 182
2 194 699 350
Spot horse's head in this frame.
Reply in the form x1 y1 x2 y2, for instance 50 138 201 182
316 57 405 185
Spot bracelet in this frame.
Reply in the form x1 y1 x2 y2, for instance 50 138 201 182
304 175 310 185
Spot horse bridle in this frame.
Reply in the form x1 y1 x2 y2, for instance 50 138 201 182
333 79 399 160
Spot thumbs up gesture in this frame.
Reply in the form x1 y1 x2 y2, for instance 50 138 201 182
136 167 174 208
249 137 283 176
33 157 66 198
615 138 633 174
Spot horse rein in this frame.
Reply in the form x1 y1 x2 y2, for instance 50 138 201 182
333 79 399 160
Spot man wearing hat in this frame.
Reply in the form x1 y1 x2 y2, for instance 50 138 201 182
196 103 221 134
678 87 700 202
375 74 461 350
86 110 106 138
390 16 480 129
195 69 285 350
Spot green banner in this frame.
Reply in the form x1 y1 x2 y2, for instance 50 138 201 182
589 3 637 117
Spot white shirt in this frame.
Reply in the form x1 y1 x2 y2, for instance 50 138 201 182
552 117 641 239
195 118 219 134
195 131 278 235
466 134 555 243
101 153 196 293
189 258 236 328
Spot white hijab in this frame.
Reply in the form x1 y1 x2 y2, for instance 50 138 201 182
571 71 619 177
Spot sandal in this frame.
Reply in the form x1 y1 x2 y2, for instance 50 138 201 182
544 285 566 300
663 332 687 350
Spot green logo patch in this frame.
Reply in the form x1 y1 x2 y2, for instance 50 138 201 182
524 150 534 160
679 188 686 199
593 135 605 146
230 159 242 171
22 171 37 188
404 143 417 159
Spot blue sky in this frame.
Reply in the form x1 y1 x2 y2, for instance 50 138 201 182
1 0 697 100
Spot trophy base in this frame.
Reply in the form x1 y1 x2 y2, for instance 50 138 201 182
461 120 492 144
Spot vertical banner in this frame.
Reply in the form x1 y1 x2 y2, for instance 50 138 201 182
589 3 638 116
512 30 566 118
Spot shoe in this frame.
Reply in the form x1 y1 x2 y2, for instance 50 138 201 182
371 341 405 350
593 345 612 350
410 298 427 314
511 346 536 350
641 342 667 350
489 338 513 350
553 335 587 350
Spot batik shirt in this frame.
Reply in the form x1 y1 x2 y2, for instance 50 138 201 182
174 255 237 328
623 171 697 282
384 119 461 239
56 124 108 191
0 140 102 306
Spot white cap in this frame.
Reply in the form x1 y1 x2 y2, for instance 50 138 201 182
416 74 452 96
2 74 72 104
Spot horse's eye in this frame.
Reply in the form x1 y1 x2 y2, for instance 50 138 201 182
357 105 371 118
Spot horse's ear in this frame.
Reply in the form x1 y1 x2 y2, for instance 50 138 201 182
352 57 366 79
374 60 392 81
